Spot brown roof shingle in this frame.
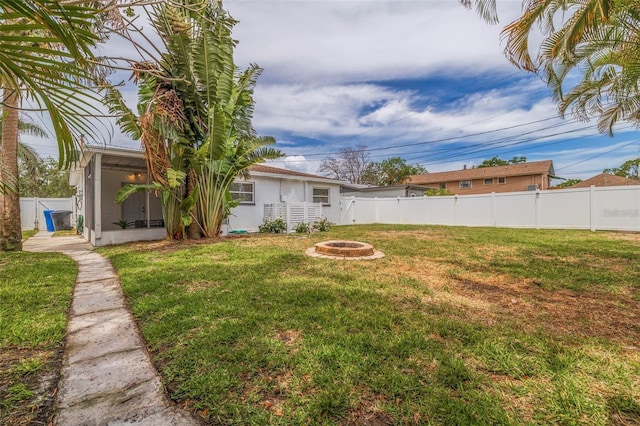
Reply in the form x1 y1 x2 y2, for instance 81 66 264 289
570 173 640 188
406 160 554 184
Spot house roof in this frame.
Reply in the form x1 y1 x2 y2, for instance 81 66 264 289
343 184 434 193
406 160 555 184
248 164 342 183
570 173 640 188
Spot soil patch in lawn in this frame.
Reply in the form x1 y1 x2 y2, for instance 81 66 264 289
381 258 640 346
0 347 62 426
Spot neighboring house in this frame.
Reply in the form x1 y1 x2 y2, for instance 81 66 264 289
70 146 343 246
341 184 434 198
569 173 640 188
405 160 556 195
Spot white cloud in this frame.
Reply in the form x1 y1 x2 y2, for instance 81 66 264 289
228 1 524 83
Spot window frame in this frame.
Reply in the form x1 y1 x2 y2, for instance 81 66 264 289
459 180 472 189
439 183 446 189
229 181 255 205
483 178 494 185
498 177 507 184
312 186 330 206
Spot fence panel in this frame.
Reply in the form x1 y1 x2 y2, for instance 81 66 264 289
20 197 74 230
493 192 537 228
263 202 323 232
339 185 640 232
456 195 493 227
539 189 590 229
424 196 456 225
594 186 640 231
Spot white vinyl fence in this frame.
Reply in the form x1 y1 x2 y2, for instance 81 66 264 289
20 197 76 231
264 202 323 232
339 185 640 232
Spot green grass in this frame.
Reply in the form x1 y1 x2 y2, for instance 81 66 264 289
20 230 38 240
101 225 640 424
0 251 76 424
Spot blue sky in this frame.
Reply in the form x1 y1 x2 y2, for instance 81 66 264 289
24 0 640 181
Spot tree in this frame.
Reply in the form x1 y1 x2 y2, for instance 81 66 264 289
425 188 453 196
501 0 640 134
109 0 282 239
0 1 102 251
477 156 526 168
554 179 583 188
603 158 640 180
319 145 371 184
19 157 76 198
361 157 426 186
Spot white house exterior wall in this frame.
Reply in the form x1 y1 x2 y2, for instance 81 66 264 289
228 174 341 232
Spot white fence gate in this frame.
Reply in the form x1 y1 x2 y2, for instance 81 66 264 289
19 197 76 231
339 185 640 232
264 202 323 232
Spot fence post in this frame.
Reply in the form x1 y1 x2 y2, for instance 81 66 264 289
286 202 291 234
454 195 458 226
491 192 496 227
590 185 597 232
375 198 379 223
33 197 39 230
351 197 356 225
535 190 541 229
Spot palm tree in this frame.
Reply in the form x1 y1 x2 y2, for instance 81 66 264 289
500 0 640 134
0 1 102 250
109 0 283 239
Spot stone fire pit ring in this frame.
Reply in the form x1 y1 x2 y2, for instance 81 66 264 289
305 240 385 260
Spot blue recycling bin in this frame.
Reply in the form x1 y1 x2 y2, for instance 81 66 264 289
43 210 55 232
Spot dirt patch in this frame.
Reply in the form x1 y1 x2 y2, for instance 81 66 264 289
277 329 302 347
602 232 640 243
451 275 640 345
0 347 62 426
371 257 640 346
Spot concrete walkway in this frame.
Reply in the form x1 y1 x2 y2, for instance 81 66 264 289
24 232 200 426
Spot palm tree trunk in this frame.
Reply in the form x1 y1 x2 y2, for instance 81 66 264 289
1 88 23 251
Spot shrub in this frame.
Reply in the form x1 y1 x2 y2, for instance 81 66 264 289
312 217 334 232
425 188 453 196
295 222 312 233
259 217 287 233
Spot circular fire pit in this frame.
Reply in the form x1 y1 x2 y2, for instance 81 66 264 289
305 240 384 260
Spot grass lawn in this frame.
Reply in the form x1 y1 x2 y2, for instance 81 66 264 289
0 251 76 425
101 225 640 425
21 230 38 240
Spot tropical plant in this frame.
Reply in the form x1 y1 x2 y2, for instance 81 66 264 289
113 219 133 229
0 1 103 251
109 0 283 239
501 0 640 134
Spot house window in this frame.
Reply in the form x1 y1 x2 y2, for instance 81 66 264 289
229 182 254 204
459 180 472 189
313 187 330 205
439 183 446 189
484 178 494 185
498 177 506 184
